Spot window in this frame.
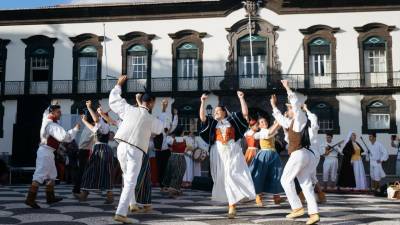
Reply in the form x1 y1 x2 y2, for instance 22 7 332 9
363 36 386 73
367 101 390 130
78 46 98 81
310 102 334 132
177 43 198 78
309 38 331 76
30 48 50 81
238 35 267 77
127 45 148 79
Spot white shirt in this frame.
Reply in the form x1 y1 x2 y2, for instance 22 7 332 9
159 113 178 151
369 141 389 162
305 109 319 151
254 128 276 140
272 90 307 133
40 109 78 151
109 85 164 153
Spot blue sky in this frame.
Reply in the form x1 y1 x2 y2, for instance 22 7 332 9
0 0 71 9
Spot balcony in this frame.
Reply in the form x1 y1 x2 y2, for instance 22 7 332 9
4 81 24 95
77 80 97 93
30 81 48 94
1 72 399 97
52 80 73 94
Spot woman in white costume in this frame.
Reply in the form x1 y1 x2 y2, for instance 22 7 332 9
199 91 255 219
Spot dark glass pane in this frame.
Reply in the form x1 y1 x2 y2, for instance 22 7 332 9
32 69 49 81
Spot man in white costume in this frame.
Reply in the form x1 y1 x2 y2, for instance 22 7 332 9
271 80 320 225
320 133 341 190
368 133 389 191
25 104 80 209
109 75 164 224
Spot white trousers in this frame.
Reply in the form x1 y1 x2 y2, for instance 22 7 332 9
193 161 201 177
115 142 143 216
32 146 57 184
281 149 319 215
370 160 386 181
183 155 194 182
352 160 367 190
323 157 338 182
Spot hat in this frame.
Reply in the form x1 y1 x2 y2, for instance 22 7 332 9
141 86 155 102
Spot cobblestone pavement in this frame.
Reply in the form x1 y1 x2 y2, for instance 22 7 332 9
0 185 399 225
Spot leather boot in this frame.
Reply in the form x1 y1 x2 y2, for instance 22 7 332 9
25 184 40 209
46 183 63 204
104 191 114 204
228 205 236 219
79 190 89 202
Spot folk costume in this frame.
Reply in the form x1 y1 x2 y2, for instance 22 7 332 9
249 127 283 206
26 106 79 209
109 84 164 222
163 134 187 196
244 120 259 165
200 112 256 215
337 131 367 190
320 140 341 186
272 90 320 224
80 118 114 203
369 140 388 189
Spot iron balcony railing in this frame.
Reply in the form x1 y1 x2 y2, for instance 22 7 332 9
2 72 400 96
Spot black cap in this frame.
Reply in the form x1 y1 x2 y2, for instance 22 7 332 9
49 104 61 112
141 86 155 102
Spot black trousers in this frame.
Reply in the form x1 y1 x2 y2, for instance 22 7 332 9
155 150 171 187
72 149 90 194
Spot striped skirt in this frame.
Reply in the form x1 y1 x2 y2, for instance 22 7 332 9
135 153 152 206
162 153 187 191
81 143 114 191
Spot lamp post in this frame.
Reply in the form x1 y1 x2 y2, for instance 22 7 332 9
206 104 213 116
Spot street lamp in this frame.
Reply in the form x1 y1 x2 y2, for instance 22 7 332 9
206 105 213 116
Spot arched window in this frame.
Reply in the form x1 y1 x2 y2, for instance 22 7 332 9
30 48 50 82
238 35 267 77
127 44 148 79
366 101 390 130
309 38 331 76
355 23 394 87
363 36 386 86
177 43 198 79
78 45 98 81
310 102 334 132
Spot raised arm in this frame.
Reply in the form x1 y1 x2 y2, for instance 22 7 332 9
281 80 307 132
86 100 99 123
169 108 179 134
270 94 291 129
237 91 248 120
303 104 319 131
97 108 118 126
199 93 208 123
81 115 95 131
136 93 143 107
109 75 130 120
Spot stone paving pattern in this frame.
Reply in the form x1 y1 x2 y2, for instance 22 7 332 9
0 185 399 225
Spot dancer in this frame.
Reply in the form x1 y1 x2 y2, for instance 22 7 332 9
337 131 367 191
320 133 341 191
25 104 80 209
271 80 320 225
163 126 187 197
249 115 283 207
79 100 114 204
156 101 178 189
199 91 255 219
368 133 389 191
183 131 196 188
244 119 260 165
109 75 164 224
72 111 95 198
